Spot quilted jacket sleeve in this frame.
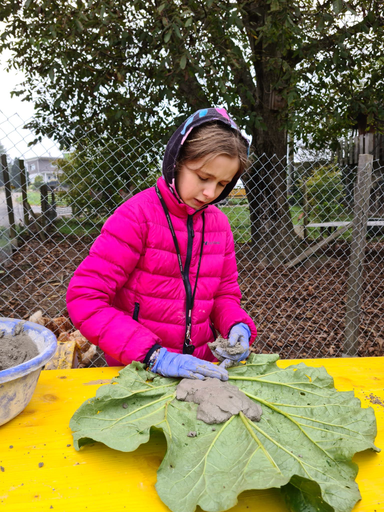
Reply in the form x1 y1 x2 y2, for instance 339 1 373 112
66 203 161 364
210 223 257 344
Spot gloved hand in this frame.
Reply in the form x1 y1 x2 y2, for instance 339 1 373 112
214 323 251 367
152 347 228 381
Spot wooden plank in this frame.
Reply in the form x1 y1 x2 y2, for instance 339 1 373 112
24 201 46 242
40 184 49 228
285 222 352 268
307 221 384 228
1 154 16 242
344 154 373 356
44 340 79 370
366 133 374 155
302 179 309 240
228 188 246 199
18 159 29 227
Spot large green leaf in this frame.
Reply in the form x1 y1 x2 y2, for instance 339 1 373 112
70 355 379 512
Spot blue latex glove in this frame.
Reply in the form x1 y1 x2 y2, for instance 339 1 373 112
152 348 228 381
215 323 251 366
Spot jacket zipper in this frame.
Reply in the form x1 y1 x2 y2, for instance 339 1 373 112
133 302 140 321
183 215 194 352
154 184 206 355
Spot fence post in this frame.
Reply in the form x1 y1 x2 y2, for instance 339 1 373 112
302 179 309 241
19 159 30 227
40 184 49 228
343 154 373 357
1 154 17 243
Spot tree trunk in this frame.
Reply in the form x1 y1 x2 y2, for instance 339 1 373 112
243 131 300 265
240 78 302 265
242 3 303 265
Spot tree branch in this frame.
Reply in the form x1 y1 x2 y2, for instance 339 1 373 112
288 13 384 65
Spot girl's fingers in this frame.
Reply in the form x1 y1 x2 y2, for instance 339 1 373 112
195 363 228 380
187 372 205 380
228 334 239 347
214 347 239 360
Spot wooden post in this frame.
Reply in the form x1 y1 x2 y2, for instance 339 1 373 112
51 189 57 221
19 159 29 226
343 154 373 357
287 133 294 195
1 154 17 243
40 184 49 228
18 159 47 242
302 179 309 241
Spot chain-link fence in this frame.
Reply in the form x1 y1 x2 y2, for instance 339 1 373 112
1 110 383 366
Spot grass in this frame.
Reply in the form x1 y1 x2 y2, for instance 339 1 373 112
290 205 302 225
219 205 251 244
54 206 253 243
220 203 361 244
26 190 41 205
55 218 105 236
15 189 67 207
219 203 308 245
28 202 377 244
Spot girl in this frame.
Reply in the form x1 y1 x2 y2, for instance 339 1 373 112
66 107 257 381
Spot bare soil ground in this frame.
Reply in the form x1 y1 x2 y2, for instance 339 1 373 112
237 242 384 359
1 234 383 363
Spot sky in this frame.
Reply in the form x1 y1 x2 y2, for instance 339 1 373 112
0 49 62 160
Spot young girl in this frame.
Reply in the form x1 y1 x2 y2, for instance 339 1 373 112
66 107 257 381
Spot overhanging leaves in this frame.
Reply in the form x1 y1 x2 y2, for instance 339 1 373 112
2 1 384 150
70 355 379 512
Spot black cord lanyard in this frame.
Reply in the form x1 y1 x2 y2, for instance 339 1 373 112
155 184 205 354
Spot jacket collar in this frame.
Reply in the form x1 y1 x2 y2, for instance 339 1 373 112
156 177 208 219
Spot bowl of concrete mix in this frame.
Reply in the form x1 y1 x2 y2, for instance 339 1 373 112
0 317 57 426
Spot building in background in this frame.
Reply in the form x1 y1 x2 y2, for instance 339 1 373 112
25 156 61 184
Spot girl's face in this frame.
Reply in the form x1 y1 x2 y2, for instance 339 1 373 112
176 155 239 209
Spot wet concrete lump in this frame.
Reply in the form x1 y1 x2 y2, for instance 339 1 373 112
176 378 263 425
0 322 39 371
208 336 246 368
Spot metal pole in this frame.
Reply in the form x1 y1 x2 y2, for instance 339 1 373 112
343 154 373 356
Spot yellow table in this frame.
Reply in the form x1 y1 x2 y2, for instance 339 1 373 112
1 357 383 512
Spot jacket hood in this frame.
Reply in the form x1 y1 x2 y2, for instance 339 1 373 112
162 107 250 205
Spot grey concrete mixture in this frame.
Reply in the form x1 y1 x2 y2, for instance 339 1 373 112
0 322 39 371
176 378 263 425
208 336 246 368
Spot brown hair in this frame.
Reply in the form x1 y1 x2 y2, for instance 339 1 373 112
176 122 249 175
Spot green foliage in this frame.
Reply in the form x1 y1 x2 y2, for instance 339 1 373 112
304 166 344 222
2 0 383 262
0 1 383 151
70 354 379 512
32 175 44 189
219 205 251 244
10 158 22 188
56 137 161 218
54 217 105 237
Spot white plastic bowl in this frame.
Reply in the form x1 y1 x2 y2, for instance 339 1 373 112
0 318 57 426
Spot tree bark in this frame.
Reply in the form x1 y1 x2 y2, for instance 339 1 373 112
241 2 302 265
243 137 300 266
241 82 301 265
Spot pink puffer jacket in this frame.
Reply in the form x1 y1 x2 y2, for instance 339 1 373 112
66 176 257 365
